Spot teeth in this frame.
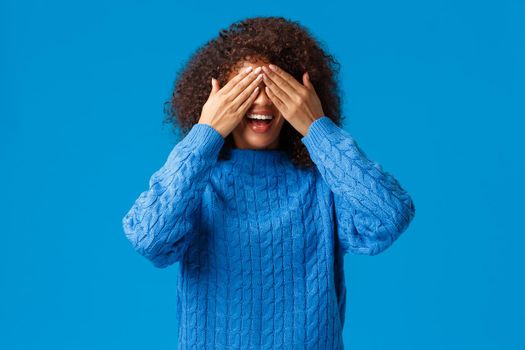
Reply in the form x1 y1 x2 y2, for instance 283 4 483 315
246 114 274 120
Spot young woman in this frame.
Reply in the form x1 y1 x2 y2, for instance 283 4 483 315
122 16 416 350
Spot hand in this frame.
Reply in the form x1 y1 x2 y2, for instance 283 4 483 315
198 66 264 138
261 64 325 136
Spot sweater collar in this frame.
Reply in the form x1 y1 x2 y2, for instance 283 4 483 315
225 147 290 176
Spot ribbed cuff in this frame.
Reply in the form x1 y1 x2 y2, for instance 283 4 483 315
301 116 341 148
183 123 225 158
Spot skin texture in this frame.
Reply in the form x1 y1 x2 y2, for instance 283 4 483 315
198 57 326 150
261 63 325 137
164 16 344 168
228 59 286 150
197 63 265 141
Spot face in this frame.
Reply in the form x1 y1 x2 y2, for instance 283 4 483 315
227 59 286 150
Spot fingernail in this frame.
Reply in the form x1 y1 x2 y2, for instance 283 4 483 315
244 66 253 73
254 66 262 73
269 64 276 71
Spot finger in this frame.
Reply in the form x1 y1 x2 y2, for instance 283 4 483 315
238 86 260 114
262 71 292 105
262 66 295 100
264 86 286 114
231 72 263 108
220 66 254 94
267 64 306 93
211 77 220 95
303 71 318 94
302 72 311 90
227 67 262 100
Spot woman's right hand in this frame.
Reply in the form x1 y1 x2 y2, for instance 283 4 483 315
198 66 263 138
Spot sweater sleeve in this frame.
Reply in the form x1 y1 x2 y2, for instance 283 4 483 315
122 123 225 268
301 116 416 256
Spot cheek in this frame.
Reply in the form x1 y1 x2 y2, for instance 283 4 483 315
273 118 286 133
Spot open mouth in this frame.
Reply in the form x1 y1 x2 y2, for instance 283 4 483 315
245 113 274 123
244 113 275 132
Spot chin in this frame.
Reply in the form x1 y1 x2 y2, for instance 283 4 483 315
237 136 280 149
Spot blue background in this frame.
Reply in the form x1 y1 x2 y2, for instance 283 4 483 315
2 0 524 349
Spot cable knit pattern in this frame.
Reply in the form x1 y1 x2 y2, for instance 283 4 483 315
300 117 416 256
122 116 416 349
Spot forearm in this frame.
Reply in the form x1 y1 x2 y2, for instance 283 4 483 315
301 116 416 254
122 123 224 267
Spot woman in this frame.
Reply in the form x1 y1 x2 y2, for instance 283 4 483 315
122 16 416 349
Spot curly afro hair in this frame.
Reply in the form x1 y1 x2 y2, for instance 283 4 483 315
163 16 344 169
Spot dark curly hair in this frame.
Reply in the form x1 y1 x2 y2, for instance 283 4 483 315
163 16 344 169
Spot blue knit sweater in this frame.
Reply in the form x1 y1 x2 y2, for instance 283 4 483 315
122 116 416 349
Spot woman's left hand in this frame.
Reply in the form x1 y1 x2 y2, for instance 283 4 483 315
262 64 325 137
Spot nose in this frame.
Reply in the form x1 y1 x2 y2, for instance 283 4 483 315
253 78 272 105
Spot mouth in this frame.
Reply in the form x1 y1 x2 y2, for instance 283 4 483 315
244 113 275 133
245 113 274 123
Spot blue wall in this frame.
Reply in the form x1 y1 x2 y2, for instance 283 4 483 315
2 0 524 349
